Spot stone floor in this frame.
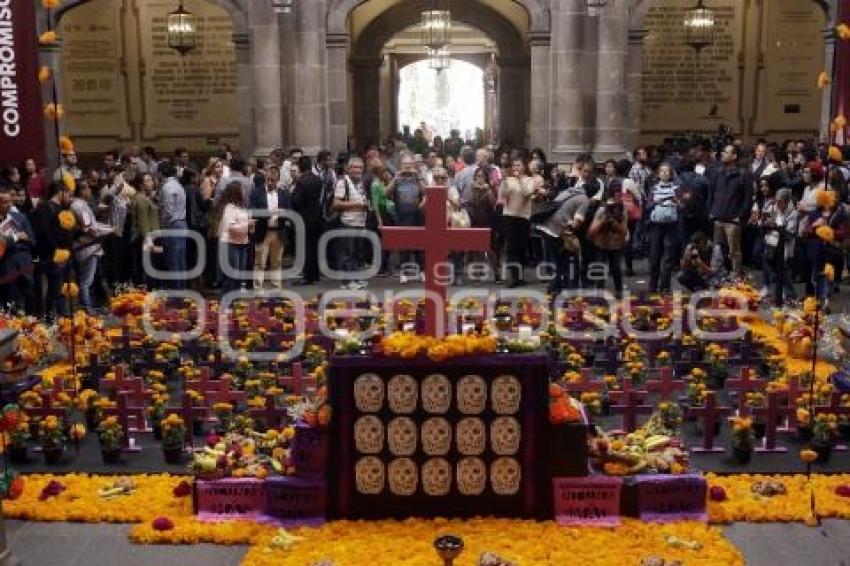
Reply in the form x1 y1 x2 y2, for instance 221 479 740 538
6 519 850 565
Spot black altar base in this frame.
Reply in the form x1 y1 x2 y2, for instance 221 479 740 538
328 353 553 519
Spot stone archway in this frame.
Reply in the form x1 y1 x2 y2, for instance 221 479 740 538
50 0 255 157
348 1 532 148
326 0 551 151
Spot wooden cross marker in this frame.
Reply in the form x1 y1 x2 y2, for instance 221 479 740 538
277 362 317 396
22 392 67 423
610 387 653 433
49 376 78 402
726 367 765 416
646 367 686 401
165 392 210 447
563 368 605 396
248 393 288 431
382 185 491 337
814 392 850 452
100 392 142 452
202 375 246 407
778 374 802 433
688 391 732 453
753 391 789 453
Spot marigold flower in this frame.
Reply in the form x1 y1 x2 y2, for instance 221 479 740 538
42 0 62 8
39 31 57 45
815 225 835 242
838 23 850 40
815 189 837 210
817 71 831 89
53 248 70 264
800 448 818 463
38 66 51 83
43 103 64 120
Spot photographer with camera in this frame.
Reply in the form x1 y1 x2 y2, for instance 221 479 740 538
386 155 426 281
677 232 715 292
587 199 628 298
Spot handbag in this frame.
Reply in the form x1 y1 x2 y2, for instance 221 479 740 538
620 190 642 222
450 208 471 228
649 203 678 224
530 199 562 224
562 230 581 254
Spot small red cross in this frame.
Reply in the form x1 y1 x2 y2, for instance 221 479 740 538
646 367 686 401
688 391 732 452
726 367 765 415
382 186 491 337
753 391 791 452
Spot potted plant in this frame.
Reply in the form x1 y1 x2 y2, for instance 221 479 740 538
839 397 850 442
8 419 30 464
810 413 837 463
148 393 168 440
796 406 813 443
731 417 754 464
160 414 185 464
78 389 100 428
705 343 729 388
746 392 767 438
212 402 234 434
39 415 66 465
97 416 124 464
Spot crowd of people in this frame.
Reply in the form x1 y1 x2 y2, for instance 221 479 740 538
1 128 848 319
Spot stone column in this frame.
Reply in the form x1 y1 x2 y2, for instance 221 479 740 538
528 33 552 153
350 57 383 149
327 33 350 153
593 8 628 159
624 29 647 153
39 41 63 173
497 57 529 146
288 0 329 155
251 15 282 156
549 0 595 162
820 26 838 141
232 32 256 157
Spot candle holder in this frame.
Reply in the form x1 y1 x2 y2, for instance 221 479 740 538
434 534 464 566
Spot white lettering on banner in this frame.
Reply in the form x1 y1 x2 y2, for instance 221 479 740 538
0 0 19 139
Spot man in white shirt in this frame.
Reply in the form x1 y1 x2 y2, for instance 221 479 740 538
333 157 370 289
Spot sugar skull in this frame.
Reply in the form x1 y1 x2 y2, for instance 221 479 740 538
355 456 385 494
388 416 417 456
490 416 521 456
422 458 452 496
456 457 487 496
388 374 418 414
457 374 487 414
354 415 384 454
388 457 418 496
422 374 452 413
490 457 521 495
491 375 521 414
421 417 452 456
456 417 486 456
354 373 384 413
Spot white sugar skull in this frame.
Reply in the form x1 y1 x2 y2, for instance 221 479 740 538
355 456 385 494
388 374 418 414
490 457 521 496
422 374 452 413
388 457 418 496
490 417 521 456
491 375 521 414
456 457 487 496
421 417 452 456
354 415 384 454
422 458 452 496
457 374 487 414
456 417 486 456
388 416 418 456
354 373 384 413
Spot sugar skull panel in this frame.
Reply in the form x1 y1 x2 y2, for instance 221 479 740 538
456 417 486 456
456 457 487 496
355 456 385 494
422 458 452 496
388 374 418 414
387 416 417 456
491 375 521 414
353 373 385 413
421 374 452 414
456 374 487 414
388 457 418 496
490 457 521 495
490 416 521 456
421 417 452 456
354 415 384 454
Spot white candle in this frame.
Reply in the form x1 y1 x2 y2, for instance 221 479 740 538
335 328 350 339
462 323 475 334
518 325 533 342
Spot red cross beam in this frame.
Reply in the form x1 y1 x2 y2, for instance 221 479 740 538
610 388 653 433
646 367 686 401
102 365 147 409
777 374 802 434
726 367 765 416
100 391 143 452
277 362 317 396
200 374 246 407
22 392 67 423
753 391 790 453
814 391 850 452
165 392 210 447
248 393 288 431
563 368 605 397
48 375 79 402
382 186 491 337
688 391 732 453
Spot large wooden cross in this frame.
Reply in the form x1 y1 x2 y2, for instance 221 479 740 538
382 185 491 337
726 367 765 416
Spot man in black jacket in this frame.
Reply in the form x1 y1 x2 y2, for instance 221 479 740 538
291 156 323 285
31 180 74 318
708 144 754 277
250 165 289 289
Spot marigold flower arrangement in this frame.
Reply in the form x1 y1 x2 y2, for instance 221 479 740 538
161 414 185 448
98 416 124 453
58 210 76 231
731 417 754 452
39 415 66 450
52 248 70 264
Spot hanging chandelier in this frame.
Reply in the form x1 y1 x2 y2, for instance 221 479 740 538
269 0 295 14
167 1 196 56
428 47 450 73
684 0 716 51
421 1 451 51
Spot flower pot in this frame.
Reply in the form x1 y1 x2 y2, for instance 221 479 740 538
192 420 205 437
839 422 850 443
101 448 121 464
796 425 813 443
811 440 832 463
7 445 27 464
162 445 184 465
43 446 64 465
85 408 98 429
753 421 766 440
152 422 163 441
732 446 753 464
601 398 611 417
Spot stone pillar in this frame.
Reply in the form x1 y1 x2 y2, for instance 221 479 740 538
549 0 596 162
820 26 838 141
528 33 552 153
251 15 282 156
497 57 529 146
232 32 256 157
327 33 350 153
39 41 63 173
593 8 628 159
350 57 383 149
289 0 329 155
624 29 647 153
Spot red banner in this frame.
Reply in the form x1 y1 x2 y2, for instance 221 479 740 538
0 0 45 166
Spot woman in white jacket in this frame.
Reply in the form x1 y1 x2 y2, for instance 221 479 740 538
760 188 798 306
